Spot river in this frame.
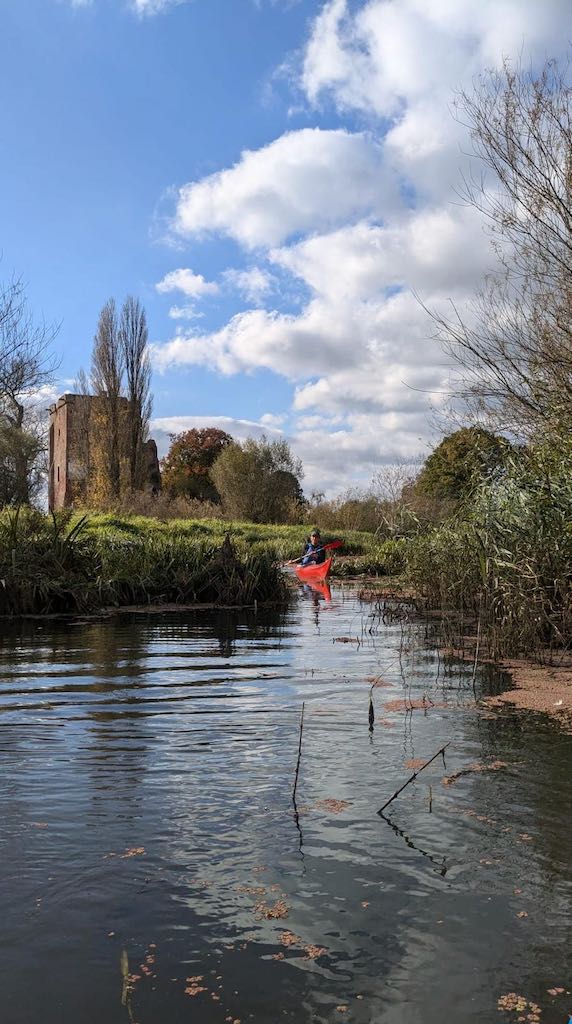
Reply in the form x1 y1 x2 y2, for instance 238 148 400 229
0 585 570 1023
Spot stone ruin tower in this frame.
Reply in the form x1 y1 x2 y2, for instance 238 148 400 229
48 393 161 511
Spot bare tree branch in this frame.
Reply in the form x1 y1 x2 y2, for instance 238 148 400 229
434 56 572 435
0 277 59 504
119 296 152 491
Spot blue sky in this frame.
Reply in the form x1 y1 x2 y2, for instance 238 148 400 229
1 0 569 494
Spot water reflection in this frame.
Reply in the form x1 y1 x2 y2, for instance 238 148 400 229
0 593 570 1024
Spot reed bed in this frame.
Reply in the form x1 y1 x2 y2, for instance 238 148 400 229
0 509 289 616
405 447 572 657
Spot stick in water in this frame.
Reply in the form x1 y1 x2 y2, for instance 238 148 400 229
292 701 305 805
378 742 450 815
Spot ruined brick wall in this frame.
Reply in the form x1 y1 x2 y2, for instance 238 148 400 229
48 396 73 510
48 393 161 510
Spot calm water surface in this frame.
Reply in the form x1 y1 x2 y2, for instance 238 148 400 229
0 586 570 1023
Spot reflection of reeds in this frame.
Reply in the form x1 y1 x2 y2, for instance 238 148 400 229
120 948 129 1007
120 948 136 1024
292 702 306 867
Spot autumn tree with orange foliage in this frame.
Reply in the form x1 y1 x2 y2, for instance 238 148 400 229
161 427 233 503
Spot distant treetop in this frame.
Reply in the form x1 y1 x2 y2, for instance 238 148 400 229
416 427 511 500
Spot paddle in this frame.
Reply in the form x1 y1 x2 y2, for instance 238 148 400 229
285 539 343 566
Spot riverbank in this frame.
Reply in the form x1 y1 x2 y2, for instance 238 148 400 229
485 653 572 731
0 509 404 617
0 510 291 616
355 584 572 733
442 638 572 733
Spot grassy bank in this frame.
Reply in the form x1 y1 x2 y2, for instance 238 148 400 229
0 509 408 616
0 509 293 616
78 513 406 576
4 481 569 661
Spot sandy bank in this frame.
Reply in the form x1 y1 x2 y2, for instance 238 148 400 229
485 653 572 732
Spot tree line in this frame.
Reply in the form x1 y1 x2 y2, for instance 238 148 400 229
160 428 305 524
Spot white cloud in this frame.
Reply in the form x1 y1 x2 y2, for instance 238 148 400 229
270 207 493 302
302 0 571 201
156 267 219 299
223 267 274 304
260 412 287 427
303 0 569 117
150 0 571 492
167 305 205 321
172 128 399 248
152 298 370 379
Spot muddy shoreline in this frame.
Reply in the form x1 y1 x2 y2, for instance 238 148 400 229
484 653 572 731
354 580 572 733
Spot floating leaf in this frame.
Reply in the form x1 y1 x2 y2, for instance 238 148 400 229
304 945 327 960
314 798 351 814
254 898 289 920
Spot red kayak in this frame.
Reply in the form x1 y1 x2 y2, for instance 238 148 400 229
295 557 332 583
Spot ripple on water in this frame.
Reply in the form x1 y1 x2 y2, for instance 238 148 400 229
0 594 570 1024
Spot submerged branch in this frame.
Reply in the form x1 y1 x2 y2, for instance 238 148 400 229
378 742 450 814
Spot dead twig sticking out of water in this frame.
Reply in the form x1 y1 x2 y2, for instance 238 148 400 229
292 702 306 868
378 743 450 815
442 759 508 786
293 702 305 805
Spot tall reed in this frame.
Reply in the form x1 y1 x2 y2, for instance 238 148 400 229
0 509 288 616
406 444 572 657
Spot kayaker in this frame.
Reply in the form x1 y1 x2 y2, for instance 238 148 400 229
300 529 326 566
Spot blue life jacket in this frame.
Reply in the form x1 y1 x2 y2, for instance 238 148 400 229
301 541 326 566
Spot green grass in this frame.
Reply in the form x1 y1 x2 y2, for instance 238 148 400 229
78 514 405 578
76 514 382 560
0 510 289 616
0 509 407 617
